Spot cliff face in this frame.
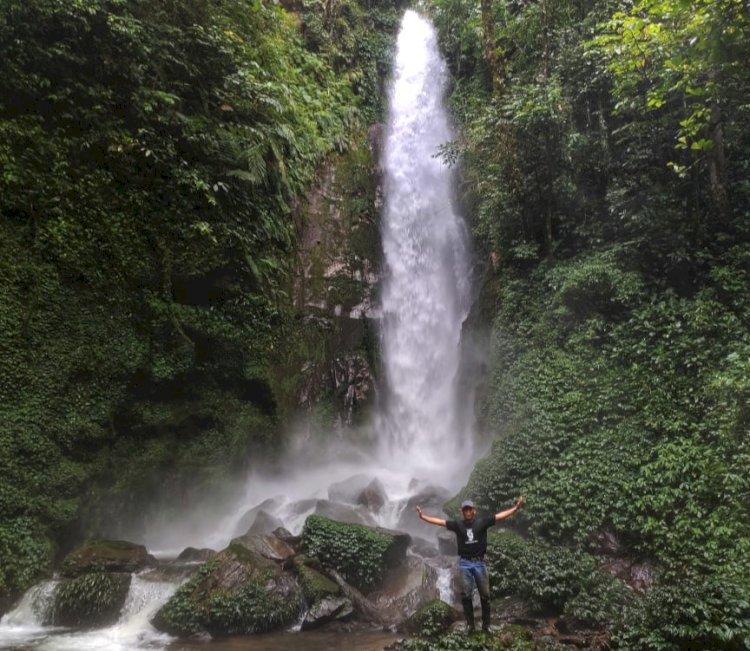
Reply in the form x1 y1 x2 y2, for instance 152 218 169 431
286 129 384 435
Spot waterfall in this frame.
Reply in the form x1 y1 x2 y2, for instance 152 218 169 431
378 10 473 477
139 8 477 554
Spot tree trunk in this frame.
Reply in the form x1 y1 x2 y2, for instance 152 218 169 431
480 0 504 94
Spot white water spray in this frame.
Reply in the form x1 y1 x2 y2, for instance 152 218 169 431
378 10 472 476
140 10 477 553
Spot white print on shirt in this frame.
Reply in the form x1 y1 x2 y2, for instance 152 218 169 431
466 528 475 543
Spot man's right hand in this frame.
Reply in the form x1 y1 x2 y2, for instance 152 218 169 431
415 505 423 518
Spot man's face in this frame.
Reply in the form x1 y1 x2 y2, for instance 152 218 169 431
462 507 476 522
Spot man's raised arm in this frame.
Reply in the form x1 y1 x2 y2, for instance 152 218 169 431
415 505 447 527
495 496 525 522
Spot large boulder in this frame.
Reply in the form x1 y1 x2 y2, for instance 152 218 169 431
233 497 284 536
152 543 301 637
177 547 217 563
313 499 378 527
294 555 353 630
229 533 296 562
328 474 387 513
302 596 354 630
396 488 452 538
247 510 285 535
370 556 441 624
61 540 155 577
300 515 410 594
53 571 131 627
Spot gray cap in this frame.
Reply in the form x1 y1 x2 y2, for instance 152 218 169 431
460 499 475 509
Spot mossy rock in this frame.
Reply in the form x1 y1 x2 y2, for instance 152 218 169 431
293 555 340 603
151 544 301 637
399 599 459 637
300 515 410 593
53 571 131 627
61 540 155 578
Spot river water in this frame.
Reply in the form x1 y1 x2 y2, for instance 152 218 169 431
0 9 472 651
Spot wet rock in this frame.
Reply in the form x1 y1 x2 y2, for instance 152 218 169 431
53 571 131 627
294 556 340 603
233 497 284 536
229 533 296 562
313 499 378 527
139 563 201 583
152 544 301 637
630 562 655 592
397 487 452 537
372 557 441 624
601 557 655 593
247 510 284 535
61 540 155 577
595 529 624 556
409 536 439 558
302 596 354 630
272 527 299 546
177 547 217 563
437 531 457 556
328 474 387 513
358 479 387 513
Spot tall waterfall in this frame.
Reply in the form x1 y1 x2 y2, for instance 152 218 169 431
378 10 473 476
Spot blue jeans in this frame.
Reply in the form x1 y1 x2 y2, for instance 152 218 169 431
459 558 490 600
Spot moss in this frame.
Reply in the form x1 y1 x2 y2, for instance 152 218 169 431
402 599 457 637
294 556 340 603
300 515 397 593
153 547 300 637
61 539 152 577
53 572 131 627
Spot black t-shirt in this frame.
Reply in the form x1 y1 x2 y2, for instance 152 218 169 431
446 514 496 558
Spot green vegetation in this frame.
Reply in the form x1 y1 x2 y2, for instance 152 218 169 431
425 0 750 647
0 0 399 606
300 514 396 592
294 555 341 604
396 628 542 651
153 546 301 636
487 532 628 625
53 571 131 627
402 599 457 637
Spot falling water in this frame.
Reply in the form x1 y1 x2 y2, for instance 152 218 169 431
378 10 473 476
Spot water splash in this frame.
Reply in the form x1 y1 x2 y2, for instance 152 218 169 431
378 10 473 478
142 7 477 554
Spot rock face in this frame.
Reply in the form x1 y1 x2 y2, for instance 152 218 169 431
285 498 379 527
233 497 284 537
229 533 296 562
53 571 131 627
247 510 285 535
328 474 387 513
60 540 155 577
291 140 383 433
152 543 301 637
294 555 353 630
177 547 217 563
300 515 410 594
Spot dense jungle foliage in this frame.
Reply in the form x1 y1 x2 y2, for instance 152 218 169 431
2 0 750 647
0 0 400 605
426 0 750 647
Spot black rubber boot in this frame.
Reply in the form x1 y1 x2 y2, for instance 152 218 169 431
461 597 475 633
480 596 491 632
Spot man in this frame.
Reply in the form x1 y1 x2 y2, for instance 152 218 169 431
416 496 524 633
